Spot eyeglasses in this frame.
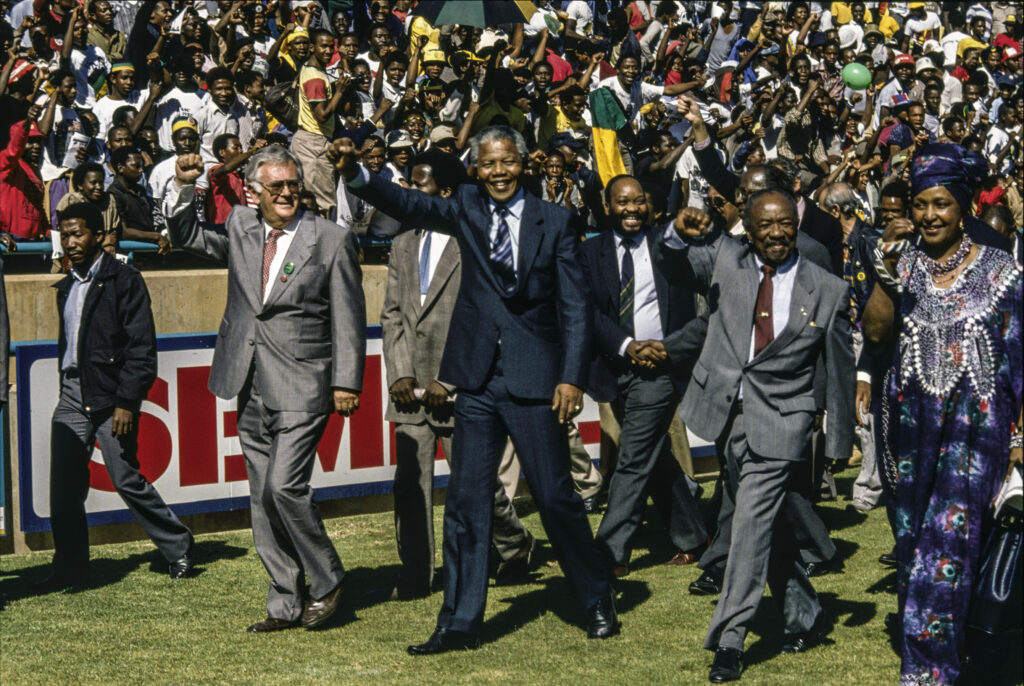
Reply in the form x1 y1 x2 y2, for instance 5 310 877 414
259 180 302 196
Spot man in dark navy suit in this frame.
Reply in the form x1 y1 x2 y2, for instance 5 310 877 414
580 175 708 576
332 125 617 654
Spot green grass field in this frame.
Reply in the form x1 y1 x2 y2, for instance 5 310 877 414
1 476 905 686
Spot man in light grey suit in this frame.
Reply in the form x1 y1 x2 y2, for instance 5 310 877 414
164 147 366 633
660 192 854 683
381 151 533 599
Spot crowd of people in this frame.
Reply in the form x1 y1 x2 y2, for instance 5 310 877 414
1 1 1022 685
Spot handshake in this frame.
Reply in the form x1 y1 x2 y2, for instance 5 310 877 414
626 340 668 370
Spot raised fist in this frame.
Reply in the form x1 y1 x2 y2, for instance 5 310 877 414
174 153 205 186
674 207 712 239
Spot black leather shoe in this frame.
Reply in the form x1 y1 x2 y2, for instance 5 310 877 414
586 596 620 639
582 494 601 514
689 567 723 596
708 647 743 682
804 560 840 578
878 551 898 567
780 632 817 654
407 627 480 655
495 533 534 581
169 552 194 579
32 567 83 590
247 617 298 633
301 583 343 629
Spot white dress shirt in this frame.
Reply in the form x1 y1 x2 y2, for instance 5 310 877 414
614 230 664 356
419 231 451 305
262 219 299 303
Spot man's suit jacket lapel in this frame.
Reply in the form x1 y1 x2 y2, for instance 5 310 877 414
648 229 672 331
241 218 264 308
752 258 816 361
419 235 459 319
515 194 545 291
263 211 316 310
599 231 620 312
728 249 760 362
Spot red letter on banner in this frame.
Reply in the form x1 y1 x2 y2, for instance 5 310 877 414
349 355 383 469
177 366 219 486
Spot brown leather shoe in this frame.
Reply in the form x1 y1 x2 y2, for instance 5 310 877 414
612 564 629 578
301 584 343 629
247 617 298 633
665 550 699 566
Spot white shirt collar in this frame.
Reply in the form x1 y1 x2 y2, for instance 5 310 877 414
488 187 526 219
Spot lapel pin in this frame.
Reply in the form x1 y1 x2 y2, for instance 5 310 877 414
283 262 294 275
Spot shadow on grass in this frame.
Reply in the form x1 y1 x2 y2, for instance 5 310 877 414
481 576 651 644
0 539 247 608
818 503 869 532
866 570 897 594
742 591 877 670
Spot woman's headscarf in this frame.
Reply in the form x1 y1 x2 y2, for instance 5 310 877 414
910 143 988 216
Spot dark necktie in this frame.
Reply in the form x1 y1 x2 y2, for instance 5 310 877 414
490 205 516 293
418 230 432 296
619 236 636 335
261 228 285 296
753 263 776 355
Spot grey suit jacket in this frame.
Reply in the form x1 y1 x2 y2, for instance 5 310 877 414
657 231 854 462
167 203 366 414
380 229 460 428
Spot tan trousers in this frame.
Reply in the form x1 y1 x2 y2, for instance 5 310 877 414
497 423 603 502
599 401 695 478
290 128 336 215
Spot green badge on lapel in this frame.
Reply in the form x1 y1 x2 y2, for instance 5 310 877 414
283 262 294 275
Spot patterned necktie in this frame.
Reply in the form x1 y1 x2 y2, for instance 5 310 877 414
753 263 776 355
418 230 432 296
619 236 636 335
261 228 285 296
490 205 516 293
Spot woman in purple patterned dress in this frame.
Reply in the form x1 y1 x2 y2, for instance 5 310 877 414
863 143 1024 686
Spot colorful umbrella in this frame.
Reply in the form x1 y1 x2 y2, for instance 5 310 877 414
410 0 538 29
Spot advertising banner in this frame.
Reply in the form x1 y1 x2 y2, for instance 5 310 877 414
15 329 610 534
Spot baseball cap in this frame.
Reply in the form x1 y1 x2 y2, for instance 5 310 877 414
894 53 915 66
26 120 44 138
171 116 198 133
8 59 36 84
1003 46 1021 63
1007 15 1017 24
995 73 1018 88
915 57 937 73
864 24 883 41
429 125 456 143
386 129 415 149
890 92 914 111
909 2 925 9
418 77 445 93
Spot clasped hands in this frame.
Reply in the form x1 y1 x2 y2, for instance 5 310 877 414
626 340 668 370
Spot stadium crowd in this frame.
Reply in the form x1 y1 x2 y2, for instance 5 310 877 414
1 1 1022 685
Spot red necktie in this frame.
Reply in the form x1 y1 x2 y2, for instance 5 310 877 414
261 228 285 296
753 264 776 355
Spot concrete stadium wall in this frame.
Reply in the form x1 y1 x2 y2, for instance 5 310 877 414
1 266 388 555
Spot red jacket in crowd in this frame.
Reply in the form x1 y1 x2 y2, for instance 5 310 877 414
0 121 48 240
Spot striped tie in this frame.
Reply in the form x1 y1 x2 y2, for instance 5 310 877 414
491 205 516 293
619 236 635 335
418 230 432 296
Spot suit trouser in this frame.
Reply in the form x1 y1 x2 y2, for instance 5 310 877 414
850 331 883 509
236 370 344 622
437 361 610 635
393 421 530 588
704 409 821 651
596 373 706 566
699 452 836 572
49 375 192 572
497 424 603 503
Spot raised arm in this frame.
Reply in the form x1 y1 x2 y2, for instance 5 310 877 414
164 153 230 263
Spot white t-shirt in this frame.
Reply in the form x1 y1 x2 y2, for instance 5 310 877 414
92 90 147 139
70 45 111 110
566 0 594 36
597 75 664 123
674 145 725 212
903 11 942 46
155 87 208 152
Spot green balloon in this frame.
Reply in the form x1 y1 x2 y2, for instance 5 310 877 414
842 62 872 90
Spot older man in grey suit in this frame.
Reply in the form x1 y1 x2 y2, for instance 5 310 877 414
164 148 366 634
660 191 854 683
381 151 534 599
